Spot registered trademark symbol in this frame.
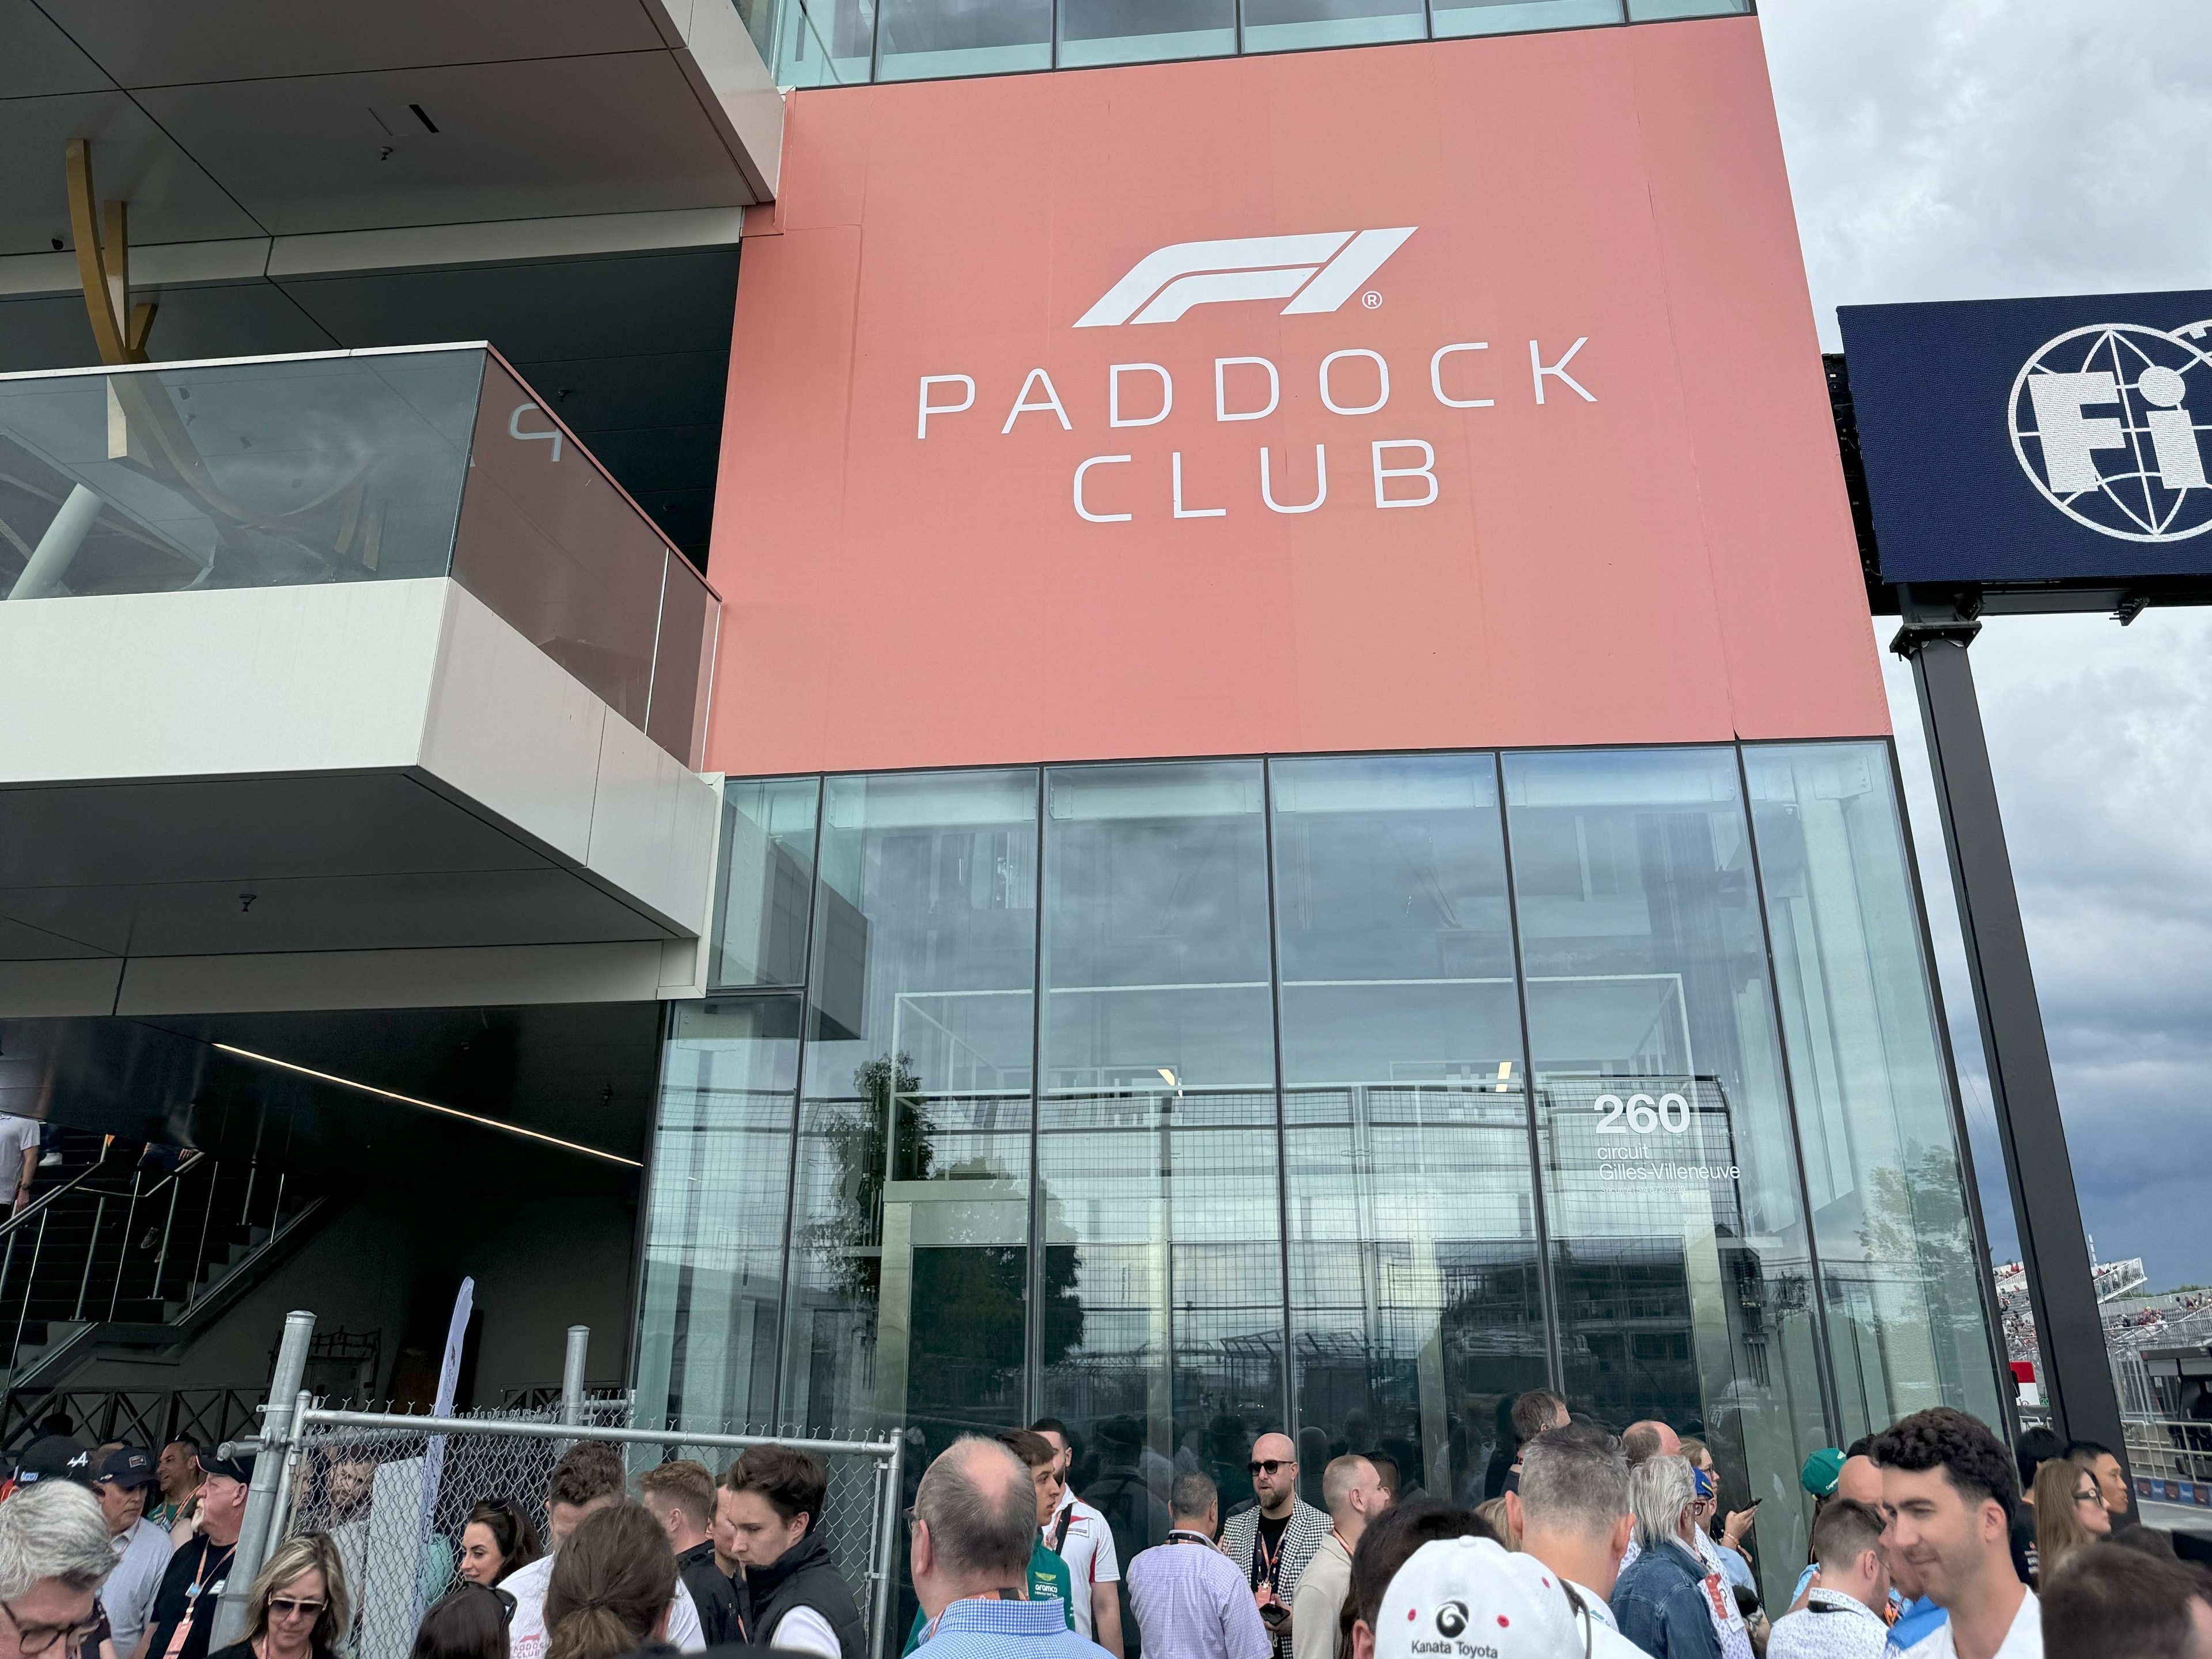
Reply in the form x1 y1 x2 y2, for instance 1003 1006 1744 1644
1362 291 1382 309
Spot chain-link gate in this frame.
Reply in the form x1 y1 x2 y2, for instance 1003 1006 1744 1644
253 1404 900 1659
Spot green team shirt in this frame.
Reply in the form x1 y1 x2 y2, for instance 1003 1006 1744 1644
903 1542 1073 1653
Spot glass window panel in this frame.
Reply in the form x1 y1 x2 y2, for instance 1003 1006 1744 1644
453 357 668 729
1240 0 1423 58
646 555 715 769
1431 0 1618 38
875 0 1052 82
635 995 802 1433
1272 755 1546 1505
779 769 1039 1457
1504 746 1826 1605
767 0 878 86
1039 759 1283 1618
1057 0 1234 67
0 351 477 599
711 778 821 990
1743 742 2005 1441
1627 0 1747 16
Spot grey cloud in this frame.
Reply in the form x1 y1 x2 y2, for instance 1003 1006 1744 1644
1761 0 2212 349
1764 0 2212 1292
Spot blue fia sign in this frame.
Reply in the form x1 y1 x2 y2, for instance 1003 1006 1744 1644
1840 291 2212 582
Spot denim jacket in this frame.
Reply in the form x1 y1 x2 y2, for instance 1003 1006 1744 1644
1611 1539 1725 1659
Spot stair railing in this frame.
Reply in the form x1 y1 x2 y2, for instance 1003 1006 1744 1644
0 1147 315 1387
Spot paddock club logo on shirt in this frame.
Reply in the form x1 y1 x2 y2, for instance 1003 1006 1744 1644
911 227 1600 524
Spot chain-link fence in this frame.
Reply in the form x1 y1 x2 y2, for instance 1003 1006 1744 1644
261 1405 900 1659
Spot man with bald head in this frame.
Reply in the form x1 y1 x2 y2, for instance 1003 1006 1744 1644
909 1435 1109 1659
1218 1432 1330 1658
1290 1457 1389 1659
1623 1421 1683 1467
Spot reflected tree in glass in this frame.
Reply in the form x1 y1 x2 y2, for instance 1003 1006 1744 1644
779 770 1039 1453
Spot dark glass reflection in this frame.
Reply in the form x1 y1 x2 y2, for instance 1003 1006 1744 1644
779 770 1039 1453
1039 760 1283 1619
1503 747 1825 1603
711 778 821 990
637 995 803 1433
1272 755 1546 1505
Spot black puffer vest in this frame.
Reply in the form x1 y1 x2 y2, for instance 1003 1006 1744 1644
745 1529 866 1659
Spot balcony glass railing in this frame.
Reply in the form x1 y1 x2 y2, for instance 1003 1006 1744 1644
757 0 1745 88
0 345 718 768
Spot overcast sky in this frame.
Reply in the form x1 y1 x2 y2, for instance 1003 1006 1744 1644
1758 1 2212 1289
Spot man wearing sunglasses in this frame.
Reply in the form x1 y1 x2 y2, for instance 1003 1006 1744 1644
1218 1435 1328 1659
0 1481 117 1659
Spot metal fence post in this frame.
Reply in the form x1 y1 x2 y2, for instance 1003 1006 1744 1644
869 1433 903 1654
216 1309 316 1646
559 1326 589 1426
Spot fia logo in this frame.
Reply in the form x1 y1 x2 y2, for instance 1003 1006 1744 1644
2009 321 2212 543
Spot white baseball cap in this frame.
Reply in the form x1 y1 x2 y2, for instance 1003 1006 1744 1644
1373 1536 1585 1659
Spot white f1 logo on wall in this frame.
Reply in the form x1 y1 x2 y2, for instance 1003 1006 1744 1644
1075 229 1416 327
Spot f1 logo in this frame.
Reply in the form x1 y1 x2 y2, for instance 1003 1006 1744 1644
1075 229 1416 327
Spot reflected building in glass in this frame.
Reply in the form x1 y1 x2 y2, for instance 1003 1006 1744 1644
635 741 2008 1609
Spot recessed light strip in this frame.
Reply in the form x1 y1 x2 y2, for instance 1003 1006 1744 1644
211 1043 642 1168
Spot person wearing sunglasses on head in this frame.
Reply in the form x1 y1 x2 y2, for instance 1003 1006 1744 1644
204 1534 351 1659
0 1481 115 1659
1218 1437 1329 1659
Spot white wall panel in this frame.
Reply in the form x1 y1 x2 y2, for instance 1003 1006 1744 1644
0 580 445 783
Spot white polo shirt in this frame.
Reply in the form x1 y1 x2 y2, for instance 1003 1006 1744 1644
1046 1490 1122 1638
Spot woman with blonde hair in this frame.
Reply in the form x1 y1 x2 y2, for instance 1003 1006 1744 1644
543 1504 677 1659
208 1533 352 1659
2032 1454 2112 1585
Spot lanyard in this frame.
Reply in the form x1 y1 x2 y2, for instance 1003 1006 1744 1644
164 1540 235 1659
1253 1524 1281 1589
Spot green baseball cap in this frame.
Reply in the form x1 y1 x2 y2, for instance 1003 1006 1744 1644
1800 1447 1846 1498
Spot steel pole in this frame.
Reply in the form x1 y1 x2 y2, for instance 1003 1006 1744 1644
1893 600 2129 1499
560 1325 590 1426
216 1309 316 1646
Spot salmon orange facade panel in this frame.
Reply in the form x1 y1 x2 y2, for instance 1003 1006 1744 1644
705 16 1885 777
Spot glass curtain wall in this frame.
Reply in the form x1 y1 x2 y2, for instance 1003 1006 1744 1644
1036 761 1283 1526
780 770 1040 1449
764 0 1748 87
1742 743 2006 1442
637 741 2003 1614
1502 747 1830 1592
1274 754 1547 1506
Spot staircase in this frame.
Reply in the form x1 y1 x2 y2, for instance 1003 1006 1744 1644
0 1134 329 1392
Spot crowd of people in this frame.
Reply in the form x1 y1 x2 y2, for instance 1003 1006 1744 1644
2 1404 2209 1659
